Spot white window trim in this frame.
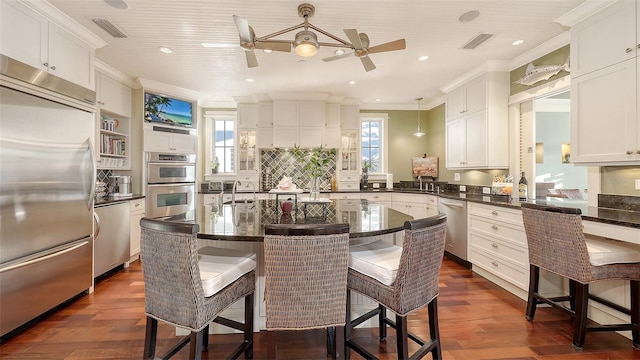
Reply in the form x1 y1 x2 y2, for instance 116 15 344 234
360 113 388 175
204 110 237 177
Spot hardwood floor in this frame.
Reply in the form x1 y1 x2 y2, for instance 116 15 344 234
1 257 638 359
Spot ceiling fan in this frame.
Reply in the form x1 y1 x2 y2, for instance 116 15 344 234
232 3 406 71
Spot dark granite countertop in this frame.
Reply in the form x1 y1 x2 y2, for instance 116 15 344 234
199 188 640 229
94 194 145 206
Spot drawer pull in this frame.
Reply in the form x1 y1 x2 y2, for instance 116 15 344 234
491 242 498 248
626 47 633 53
491 261 498 266
491 211 498 215
492 225 498 230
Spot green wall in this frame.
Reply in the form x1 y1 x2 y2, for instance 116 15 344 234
510 45 570 96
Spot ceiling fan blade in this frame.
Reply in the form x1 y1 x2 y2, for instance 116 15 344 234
245 51 258 68
344 29 363 49
360 56 376 72
255 41 291 52
368 39 406 54
322 52 354 62
233 15 252 44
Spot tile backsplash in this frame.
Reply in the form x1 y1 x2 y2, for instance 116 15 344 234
260 149 336 191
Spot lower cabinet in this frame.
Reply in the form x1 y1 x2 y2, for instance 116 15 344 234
467 203 530 298
391 193 429 219
130 198 145 258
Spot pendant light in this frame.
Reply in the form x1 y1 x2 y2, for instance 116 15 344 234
413 97 425 137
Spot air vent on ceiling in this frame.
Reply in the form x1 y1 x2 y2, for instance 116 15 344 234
91 18 128 38
461 33 493 50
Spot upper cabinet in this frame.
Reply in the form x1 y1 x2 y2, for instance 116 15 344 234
272 100 326 148
0 0 95 90
445 74 487 121
237 103 259 129
444 72 509 169
97 72 131 117
570 0 640 164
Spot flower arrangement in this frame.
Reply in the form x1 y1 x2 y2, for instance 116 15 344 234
362 159 373 173
290 145 336 178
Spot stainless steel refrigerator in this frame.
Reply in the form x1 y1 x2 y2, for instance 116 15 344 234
0 56 96 337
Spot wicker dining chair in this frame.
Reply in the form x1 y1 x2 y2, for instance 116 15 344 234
263 223 350 359
346 214 447 360
139 217 256 360
521 203 640 350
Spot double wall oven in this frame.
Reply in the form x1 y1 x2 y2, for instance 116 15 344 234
146 152 196 218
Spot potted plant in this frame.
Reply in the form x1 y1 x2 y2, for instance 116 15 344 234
210 156 219 174
291 145 336 200
361 160 373 189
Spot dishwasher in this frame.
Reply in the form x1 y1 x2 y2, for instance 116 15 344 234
438 198 468 263
94 202 131 278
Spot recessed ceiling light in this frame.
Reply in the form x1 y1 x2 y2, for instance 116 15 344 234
334 49 345 56
104 0 127 10
201 43 237 48
512 39 524 46
158 47 173 54
263 49 273 53
458 10 480 22
245 78 255 83
347 80 356 85
417 55 429 61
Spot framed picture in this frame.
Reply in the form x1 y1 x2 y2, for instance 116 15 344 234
412 157 438 177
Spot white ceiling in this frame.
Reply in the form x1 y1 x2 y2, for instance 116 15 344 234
45 0 585 109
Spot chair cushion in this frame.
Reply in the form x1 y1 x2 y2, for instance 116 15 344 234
349 240 402 286
198 246 256 297
585 235 640 266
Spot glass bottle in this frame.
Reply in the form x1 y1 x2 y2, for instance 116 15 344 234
518 172 528 200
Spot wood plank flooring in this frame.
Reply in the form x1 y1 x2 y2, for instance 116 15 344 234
1 257 638 359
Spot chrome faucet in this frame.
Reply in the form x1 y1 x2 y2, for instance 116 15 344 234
232 180 241 204
418 176 423 190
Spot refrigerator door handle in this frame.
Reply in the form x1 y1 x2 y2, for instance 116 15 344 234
87 137 96 210
93 212 101 239
0 241 89 273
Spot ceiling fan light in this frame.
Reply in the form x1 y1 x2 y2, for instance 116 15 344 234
294 30 319 57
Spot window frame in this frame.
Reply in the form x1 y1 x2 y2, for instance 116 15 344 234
204 110 237 175
360 113 388 174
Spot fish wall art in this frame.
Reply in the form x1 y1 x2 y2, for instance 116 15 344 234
513 57 570 86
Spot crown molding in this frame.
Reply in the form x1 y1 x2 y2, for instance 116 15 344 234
508 31 570 71
95 60 136 88
440 60 510 94
555 0 618 27
136 77 202 101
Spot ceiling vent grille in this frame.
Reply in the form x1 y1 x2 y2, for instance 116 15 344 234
91 18 128 38
461 33 493 49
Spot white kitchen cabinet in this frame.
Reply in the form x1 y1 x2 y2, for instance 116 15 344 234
391 193 428 219
97 72 131 117
129 198 145 258
98 113 130 170
0 0 95 90
571 60 638 163
325 103 341 129
323 127 341 148
238 130 258 173
237 103 259 129
272 127 299 148
570 1 640 164
424 195 439 217
258 102 273 128
340 105 360 130
273 100 299 127
143 124 197 153
569 0 637 79
445 73 487 121
444 71 509 169
467 203 530 297
359 192 391 206
272 100 325 147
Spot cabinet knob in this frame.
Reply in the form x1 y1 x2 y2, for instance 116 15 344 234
627 150 634 155
491 242 499 248
626 48 633 53
491 225 498 230
491 210 498 215
50 65 56 70
43 62 49 67
637 150 640 154
491 261 498 266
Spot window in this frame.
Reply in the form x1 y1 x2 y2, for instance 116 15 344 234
361 115 387 173
205 111 236 174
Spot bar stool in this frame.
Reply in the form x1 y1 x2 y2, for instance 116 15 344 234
263 223 350 359
345 214 447 360
139 218 256 360
521 203 640 350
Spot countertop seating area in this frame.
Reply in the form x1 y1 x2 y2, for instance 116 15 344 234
139 218 256 360
521 203 640 351
346 214 447 360
263 223 350 359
